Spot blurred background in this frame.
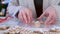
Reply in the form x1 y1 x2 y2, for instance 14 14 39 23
0 0 10 16
0 0 10 10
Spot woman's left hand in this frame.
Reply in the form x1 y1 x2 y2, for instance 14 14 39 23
37 6 57 25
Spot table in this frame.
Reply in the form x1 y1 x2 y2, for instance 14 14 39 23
0 17 60 34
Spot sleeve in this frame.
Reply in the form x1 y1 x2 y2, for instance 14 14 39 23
7 0 23 17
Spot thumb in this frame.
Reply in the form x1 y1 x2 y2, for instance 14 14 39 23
37 11 46 19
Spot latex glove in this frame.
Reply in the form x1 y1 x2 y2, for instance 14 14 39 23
37 6 57 25
18 7 32 24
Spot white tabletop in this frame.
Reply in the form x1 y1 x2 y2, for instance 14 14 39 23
0 17 60 34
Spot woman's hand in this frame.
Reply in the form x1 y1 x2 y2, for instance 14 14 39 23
18 7 32 24
37 6 57 25
0 11 11 22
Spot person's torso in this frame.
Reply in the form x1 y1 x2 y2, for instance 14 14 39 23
17 0 52 18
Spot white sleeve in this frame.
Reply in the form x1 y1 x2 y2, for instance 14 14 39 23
7 5 23 17
7 0 23 17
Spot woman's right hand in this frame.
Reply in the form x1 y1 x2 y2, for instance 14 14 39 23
18 7 32 24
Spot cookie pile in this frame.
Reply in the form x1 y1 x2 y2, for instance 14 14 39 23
4 26 43 34
31 21 43 27
44 28 60 34
0 26 9 30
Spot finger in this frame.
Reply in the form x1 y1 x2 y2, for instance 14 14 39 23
26 10 32 23
26 13 30 23
18 11 24 22
37 11 46 19
45 15 52 25
29 11 32 20
22 11 28 23
49 16 56 25
49 19 55 25
28 11 32 23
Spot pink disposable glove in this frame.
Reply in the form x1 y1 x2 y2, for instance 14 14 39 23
18 7 32 24
37 6 57 25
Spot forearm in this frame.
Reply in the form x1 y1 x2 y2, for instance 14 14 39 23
7 0 23 17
